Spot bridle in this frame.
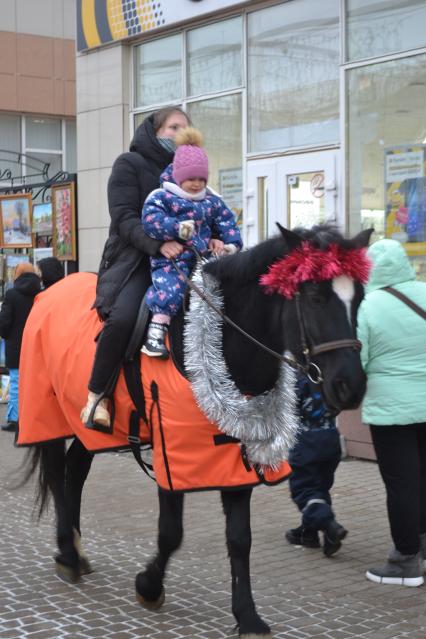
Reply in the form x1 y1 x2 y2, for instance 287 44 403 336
293 290 361 383
172 257 361 385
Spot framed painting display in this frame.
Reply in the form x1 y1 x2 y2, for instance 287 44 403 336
32 202 53 234
0 193 33 248
4 253 30 292
33 247 53 264
51 182 76 261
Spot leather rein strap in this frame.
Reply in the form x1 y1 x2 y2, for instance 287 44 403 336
172 258 361 382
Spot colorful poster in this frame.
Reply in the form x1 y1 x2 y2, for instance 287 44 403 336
219 167 242 224
385 146 426 255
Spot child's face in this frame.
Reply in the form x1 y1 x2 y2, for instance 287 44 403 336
180 177 206 194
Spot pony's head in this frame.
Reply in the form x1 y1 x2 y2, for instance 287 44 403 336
204 223 373 414
262 223 372 413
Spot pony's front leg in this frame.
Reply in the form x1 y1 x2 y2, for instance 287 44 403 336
135 488 184 610
64 437 94 576
222 488 272 639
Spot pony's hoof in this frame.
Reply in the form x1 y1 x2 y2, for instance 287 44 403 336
136 588 165 611
79 557 94 576
238 614 272 638
55 561 81 584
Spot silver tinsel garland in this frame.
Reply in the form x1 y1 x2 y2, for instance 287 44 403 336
183 265 300 469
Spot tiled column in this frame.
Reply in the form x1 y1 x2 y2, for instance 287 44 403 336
76 43 130 271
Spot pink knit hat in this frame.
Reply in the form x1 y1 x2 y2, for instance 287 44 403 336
172 127 208 185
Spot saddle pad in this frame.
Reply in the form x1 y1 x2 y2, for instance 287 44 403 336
17 273 150 452
17 272 291 491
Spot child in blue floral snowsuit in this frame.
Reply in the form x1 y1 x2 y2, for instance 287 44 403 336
285 374 348 556
141 128 242 358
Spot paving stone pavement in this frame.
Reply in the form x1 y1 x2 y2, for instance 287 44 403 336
1 405 425 638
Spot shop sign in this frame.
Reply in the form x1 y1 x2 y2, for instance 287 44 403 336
219 167 243 222
385 150 423 183
385 146 426 256
77 0 248 51
310 173 325 198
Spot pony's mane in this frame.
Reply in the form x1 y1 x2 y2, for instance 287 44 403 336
204 224 350 283
292 224 353 250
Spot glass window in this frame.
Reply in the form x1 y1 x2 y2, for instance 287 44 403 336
187 17 243 97
0 114 20 153
248 0 339 153
346 0 426 61
26 116 62 150
187 94 243 222
348 54 426 274
65 120 77 173
27 152 62 180
287 171 326 228
257 177 269 242
134 109 158 130
134 34 182 108
0 114 21 181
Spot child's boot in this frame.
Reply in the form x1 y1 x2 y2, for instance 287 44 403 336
285 525 320 548
323 519 348 557
80 391 110 428
142 322 169 359
366 548 424 587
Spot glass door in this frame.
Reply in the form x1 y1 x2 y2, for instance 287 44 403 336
246 151 340 247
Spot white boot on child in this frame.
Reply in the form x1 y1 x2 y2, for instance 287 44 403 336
80 391 111 428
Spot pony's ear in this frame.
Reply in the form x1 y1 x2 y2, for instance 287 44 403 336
276 223 302 250
351 228 374 248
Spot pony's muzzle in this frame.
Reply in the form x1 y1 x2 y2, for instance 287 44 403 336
329 375 366 412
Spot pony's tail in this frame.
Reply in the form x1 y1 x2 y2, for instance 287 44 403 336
16 441 64 519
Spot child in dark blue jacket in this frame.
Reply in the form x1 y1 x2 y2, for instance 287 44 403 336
286 374 348 556
141 128 242 358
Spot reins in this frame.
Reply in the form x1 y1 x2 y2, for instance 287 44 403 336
171 254 361 385
173 256 305 371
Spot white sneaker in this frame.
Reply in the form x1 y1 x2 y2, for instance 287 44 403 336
80 392 111 428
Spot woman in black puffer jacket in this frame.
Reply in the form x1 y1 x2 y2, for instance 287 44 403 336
81 107 190 428
0 263 41 431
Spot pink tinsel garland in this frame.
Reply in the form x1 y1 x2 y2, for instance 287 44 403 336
260 242 371 299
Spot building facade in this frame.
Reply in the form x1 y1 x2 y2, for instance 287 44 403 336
76 0 426 456
0 0 77 279
0 0 77 179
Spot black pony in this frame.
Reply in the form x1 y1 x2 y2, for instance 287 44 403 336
20 225 372 639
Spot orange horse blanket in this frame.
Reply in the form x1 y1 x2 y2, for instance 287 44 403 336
18 273 291 491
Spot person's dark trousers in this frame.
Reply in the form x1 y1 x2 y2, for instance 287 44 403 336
289 427 341 529
370 423 426 556
89 263 151 394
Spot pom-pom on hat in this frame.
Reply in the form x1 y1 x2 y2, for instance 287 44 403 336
172 127 209 186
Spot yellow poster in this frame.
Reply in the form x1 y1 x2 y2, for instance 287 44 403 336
385 146 426 256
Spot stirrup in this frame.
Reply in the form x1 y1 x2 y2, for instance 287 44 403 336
82 393 114 434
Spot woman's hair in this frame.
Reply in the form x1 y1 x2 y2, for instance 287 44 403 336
14 262 36 280
36 257 65 288
152 106 191 133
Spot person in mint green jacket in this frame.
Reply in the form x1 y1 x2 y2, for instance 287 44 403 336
357 239 426 587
